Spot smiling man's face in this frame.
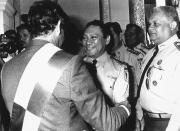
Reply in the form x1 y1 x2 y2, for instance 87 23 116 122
148 11 173 45
82 25 107 58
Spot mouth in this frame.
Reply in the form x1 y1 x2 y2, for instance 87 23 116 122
86 44 95 50
149 32 157 38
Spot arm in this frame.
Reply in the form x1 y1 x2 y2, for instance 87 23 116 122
70 56 130 131
96 63 130 117
95 62 129 103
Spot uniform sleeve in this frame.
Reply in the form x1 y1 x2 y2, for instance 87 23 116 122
70 56 130 131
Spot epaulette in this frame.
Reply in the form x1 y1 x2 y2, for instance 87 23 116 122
110 56 128 66
174 41 180 51
127 48 140 55
111 57 130 69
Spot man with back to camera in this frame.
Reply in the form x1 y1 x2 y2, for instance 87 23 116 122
136 6 180 131
1 1 130 131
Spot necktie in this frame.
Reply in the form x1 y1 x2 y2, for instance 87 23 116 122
137 46 159 97
92 59 97 66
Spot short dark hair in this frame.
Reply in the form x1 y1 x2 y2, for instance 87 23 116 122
125 23 144 43
4 30 17 40
84 20 110 38
124 23 145 48
105 22 122 35
112 22 122 35
28 0 68 37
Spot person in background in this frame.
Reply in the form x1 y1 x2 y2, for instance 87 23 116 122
16 23 32 52
124 24 150 98
124 24 149 63
105 22 124 56
1 1 130 131
136 6 180 131
0 32 14 131
0 30 18 62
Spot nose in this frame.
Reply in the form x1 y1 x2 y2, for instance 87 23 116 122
148 23 156 30
83 38 93 46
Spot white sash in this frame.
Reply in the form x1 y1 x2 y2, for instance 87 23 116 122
13 43 65 131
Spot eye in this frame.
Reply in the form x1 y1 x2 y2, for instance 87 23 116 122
154 22 161 27
91 35 98 40
147 22 150 28
82 36 87 41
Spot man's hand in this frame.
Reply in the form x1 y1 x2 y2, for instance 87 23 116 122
135 99 145 131
135 117 145 131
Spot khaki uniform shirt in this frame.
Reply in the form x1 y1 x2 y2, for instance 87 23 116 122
96 52 129 104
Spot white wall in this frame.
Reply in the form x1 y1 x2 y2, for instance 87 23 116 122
59 0 100 30
20 0 129 30
0 0 17 34
111 0 129 30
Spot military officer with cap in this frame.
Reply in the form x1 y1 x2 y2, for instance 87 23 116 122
136 6 180 131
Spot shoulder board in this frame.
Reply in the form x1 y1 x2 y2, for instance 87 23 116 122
127 48 140 55
174 41 180 51
110 56 128 67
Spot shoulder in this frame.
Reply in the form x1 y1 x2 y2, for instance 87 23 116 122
127 48 139 56
110 56 129 71
50 50 74 64
111 56 128 67
65 54 90 75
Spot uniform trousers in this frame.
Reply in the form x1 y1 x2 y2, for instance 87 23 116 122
144 116 169 131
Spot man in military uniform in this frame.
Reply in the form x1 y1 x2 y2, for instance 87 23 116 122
115 23 149 66
114 24 149 99
136 6 180 131
82 20 130 112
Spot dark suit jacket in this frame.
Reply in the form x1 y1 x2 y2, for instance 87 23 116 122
1 39 129 131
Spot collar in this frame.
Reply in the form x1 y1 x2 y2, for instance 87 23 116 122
31 39 49 46
158 34 178 51
96 51 110 66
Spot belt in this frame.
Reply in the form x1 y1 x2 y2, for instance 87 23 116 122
143 110 171 119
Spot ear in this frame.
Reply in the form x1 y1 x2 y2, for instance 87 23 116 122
170 21 177 30
54 20 61 35
105 35 110 45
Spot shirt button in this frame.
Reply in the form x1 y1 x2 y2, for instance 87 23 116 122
152 80 157 86
157 59 162 65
